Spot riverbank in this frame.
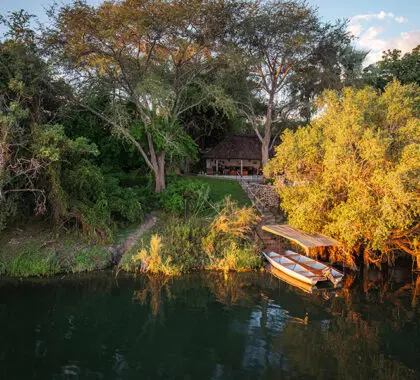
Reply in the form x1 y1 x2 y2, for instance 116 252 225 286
0 213 158 278
0 176 262 278
118 202 263 276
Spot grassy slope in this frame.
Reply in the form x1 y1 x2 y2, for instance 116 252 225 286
187 176 251 207
0 176 252 277
0 222 112 277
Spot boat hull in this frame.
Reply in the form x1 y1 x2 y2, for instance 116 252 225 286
263 250 343 286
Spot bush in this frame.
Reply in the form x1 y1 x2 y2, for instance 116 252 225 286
122 198 263 276
62 161 148 241
160 179 210 215
265 81 420 268
203 198 262 271
132 235 181 276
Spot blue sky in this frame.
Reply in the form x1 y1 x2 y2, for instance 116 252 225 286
1 0 419 65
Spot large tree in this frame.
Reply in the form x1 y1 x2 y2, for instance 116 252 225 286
49 0 237 192
236 1 360 167
265 81 420 268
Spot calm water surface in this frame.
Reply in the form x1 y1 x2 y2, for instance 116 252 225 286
0 270 419 379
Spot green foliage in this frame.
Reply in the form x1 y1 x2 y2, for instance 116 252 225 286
203 197 262 271
50 0 238 192
265 81 420 268
363 46 420 90
0 245 60 277
68 247 111 273
123 198 262 276
160 179 210 215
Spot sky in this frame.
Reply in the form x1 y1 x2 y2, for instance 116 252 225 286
1 0 419 65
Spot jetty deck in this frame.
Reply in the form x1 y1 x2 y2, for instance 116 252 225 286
262 224 341 252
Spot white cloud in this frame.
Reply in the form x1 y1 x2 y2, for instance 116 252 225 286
359 27 387 50
348 23 363 37
392 30 420 52
352 11 395 23
346 10 415 65
348 10 408 38
395 16 408 24
363 30 420 65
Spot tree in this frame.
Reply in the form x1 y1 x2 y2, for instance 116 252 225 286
236 1 360 167
49 0 237 192
363 45 420 90
265 81 420 268
0 11 70 228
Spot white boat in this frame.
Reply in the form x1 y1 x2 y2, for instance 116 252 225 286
263 250 344 286
261 224 344 287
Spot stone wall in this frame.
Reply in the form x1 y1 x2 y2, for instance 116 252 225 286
247 183 280 209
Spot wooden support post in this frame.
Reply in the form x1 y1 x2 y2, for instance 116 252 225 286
216 159 218 174
240 160 243 176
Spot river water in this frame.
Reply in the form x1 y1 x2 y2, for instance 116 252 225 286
0 270 419 379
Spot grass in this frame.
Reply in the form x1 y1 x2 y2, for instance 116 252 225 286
184 176 251 207
0 175 254 278
0 221 113 277
119 199 263 276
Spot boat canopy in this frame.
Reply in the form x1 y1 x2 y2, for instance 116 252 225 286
262 224 341 251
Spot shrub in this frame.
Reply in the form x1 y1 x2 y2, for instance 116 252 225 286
160 179 210 215
121 197 263 276
203 197 261 255
62 162 147 241
132 234 181 276
211 242 263 272
265 81 420 268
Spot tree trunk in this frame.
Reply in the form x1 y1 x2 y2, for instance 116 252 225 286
154 151 166 193
261 137 270 168
262 91 275 169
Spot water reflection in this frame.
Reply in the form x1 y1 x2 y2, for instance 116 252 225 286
0 270 418 379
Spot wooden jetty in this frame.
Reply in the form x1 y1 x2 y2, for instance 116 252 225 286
262 224 344 287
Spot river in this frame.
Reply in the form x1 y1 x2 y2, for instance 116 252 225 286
0 270 419 379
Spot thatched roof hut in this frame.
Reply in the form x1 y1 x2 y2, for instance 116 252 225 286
204 135 262 160
203 135 264 175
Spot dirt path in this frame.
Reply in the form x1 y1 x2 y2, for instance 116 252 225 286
112 212 157 264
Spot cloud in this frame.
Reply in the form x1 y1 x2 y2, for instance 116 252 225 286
352 11 395 22
346 10 415 65
395 16 408 24
348 10 408 37
359 27 387 50
362 30 420 65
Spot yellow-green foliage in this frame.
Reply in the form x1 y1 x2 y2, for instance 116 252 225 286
203 198 262 271
132 234 181 276
124 198 263 276
265 81 420 268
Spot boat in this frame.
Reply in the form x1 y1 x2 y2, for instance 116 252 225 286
266 264 317 293
263 250 343 286
261 224 344 286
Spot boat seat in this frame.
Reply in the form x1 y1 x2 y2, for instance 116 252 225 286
295 270 313 276
280 263 295 268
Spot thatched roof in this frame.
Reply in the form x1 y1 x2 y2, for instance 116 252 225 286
204 135 262 160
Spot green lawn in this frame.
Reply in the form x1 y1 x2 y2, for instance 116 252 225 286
187 176 251 207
